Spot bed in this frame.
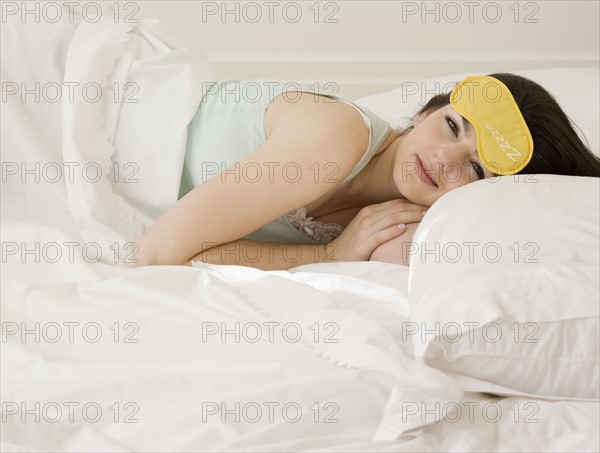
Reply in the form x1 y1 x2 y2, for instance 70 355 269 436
1 9 599 453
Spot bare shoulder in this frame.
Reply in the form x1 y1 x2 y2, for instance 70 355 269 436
265 91 370 163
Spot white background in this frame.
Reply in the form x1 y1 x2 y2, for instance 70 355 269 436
105 0 600 98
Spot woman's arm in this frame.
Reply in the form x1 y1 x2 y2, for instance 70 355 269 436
185 238 338 270
369 222 421 266
186 201 427 270
134 93 369 267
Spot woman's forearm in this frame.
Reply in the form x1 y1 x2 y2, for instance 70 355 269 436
185 239 339 271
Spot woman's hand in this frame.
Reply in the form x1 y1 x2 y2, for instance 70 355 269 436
369 221 421 266
326 199 427 262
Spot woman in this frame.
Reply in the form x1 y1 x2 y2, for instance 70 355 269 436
134 73 600 270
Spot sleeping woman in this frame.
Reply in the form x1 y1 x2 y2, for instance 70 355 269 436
134 73 600 270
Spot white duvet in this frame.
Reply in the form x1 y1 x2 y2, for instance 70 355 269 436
1 12 598 453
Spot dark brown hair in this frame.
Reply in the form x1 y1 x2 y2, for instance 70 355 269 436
409 73 600 177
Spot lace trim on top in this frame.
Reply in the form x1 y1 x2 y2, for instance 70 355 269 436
287 207 344 243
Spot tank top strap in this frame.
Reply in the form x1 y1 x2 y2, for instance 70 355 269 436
333 93 394 184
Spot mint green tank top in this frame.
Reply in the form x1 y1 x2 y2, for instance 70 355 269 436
178 78 394 245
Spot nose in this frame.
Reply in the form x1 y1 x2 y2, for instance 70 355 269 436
434 141 472 165
433 143 472 183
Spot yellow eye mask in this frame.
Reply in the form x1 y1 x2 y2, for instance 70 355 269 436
450 75 534 175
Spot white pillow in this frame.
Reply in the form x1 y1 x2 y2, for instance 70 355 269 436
356 67 600 157
407 174 599 400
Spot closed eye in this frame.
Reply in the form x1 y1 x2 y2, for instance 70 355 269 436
447 115 484 179
445 116 458 137
470 160 485 179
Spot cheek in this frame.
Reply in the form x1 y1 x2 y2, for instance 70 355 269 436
441 163 463 183
440 163 477 187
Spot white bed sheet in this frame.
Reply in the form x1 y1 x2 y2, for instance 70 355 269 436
1 12 598 453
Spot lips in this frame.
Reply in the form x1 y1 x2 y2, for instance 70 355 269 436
415 156 438 187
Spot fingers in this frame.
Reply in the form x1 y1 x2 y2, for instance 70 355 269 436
368 222 410 249
365 212 423 250
369 210 423 232
394 210 427 225
355 201 426 238
340 200 428 260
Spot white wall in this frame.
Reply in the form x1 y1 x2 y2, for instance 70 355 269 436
104 0 599 99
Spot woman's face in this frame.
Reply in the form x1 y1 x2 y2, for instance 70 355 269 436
392 104 495 206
